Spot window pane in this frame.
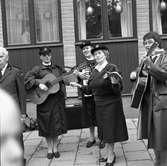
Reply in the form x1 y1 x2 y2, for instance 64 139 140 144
107 0 133 37
5 0 30 45
34 0 60 43
77 0 102 40
152 0 167 34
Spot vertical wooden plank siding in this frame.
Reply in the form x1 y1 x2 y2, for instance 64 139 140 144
61 0 78 97
162 39 167 49
7 46 64 74
136 0 150 61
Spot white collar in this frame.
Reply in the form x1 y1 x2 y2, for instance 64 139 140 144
152 48 164 57
85 56 94 61
151 48 164 63
1 63 8 75
95 61 108 72
42 62 51 66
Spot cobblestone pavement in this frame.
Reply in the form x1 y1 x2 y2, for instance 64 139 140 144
23 119 155 166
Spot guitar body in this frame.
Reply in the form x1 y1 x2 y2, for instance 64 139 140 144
130 42 158 109
130 76 148 108
27 73 60 104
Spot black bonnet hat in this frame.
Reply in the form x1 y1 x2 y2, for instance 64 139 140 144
39 47 51 56
80 41 93 49
91 44 109 55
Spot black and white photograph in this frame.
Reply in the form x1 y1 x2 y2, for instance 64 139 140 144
0 0 167 166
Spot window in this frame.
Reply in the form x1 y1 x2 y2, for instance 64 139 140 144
107 0 133 38
77 0 102 39
34 0 59 43
152 0 167 34
76 0 134 40
3 0 61 46
5 0 30 44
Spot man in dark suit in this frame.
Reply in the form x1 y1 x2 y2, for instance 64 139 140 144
0 47 26 112
0 47 26 165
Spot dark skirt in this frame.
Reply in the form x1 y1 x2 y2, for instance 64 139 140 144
82 96 97 127
37 91 67 137
96 98 128 143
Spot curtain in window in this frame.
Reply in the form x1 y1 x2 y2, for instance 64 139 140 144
152 0 162 34
6 0 30 45
107 2 122 37
77 0 102 40
107 0 133 38
120 0 133 37
77 0 86 40
34 0 59 42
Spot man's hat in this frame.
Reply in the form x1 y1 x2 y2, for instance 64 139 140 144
91 44 109 55
80 41 93 49
39 47 51 56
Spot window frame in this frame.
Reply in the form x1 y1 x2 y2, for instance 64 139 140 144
73 0 137 42
149 0 167 39
1 0 63 47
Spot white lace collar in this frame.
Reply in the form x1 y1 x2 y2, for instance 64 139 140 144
95 61 108 72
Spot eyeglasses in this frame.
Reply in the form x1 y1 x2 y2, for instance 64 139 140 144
143 39 155 46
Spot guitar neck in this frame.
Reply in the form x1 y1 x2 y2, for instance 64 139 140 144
138 61 145 75
138 42 158 75
50 72 73 85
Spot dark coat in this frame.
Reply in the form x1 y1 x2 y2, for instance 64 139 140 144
24 64 67 137
85 63 128 143
137 49 167 151
0 64 26 114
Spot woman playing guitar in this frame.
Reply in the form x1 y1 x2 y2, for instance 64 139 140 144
24 47 67 159
130 32 167 166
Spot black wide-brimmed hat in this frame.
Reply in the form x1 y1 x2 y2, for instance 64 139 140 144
39 47 51 56
80 41 93 49
91 44 109 55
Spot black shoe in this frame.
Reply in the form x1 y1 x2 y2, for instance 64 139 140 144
99 157 107 162
47 153 54 159
23 158 26 166
105 155 116 166
86 140 96 148
105 163 113 166
99 141 105 149
54 152 60 158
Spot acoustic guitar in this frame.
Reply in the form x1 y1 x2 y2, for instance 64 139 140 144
27 71 77 104
130 42 158 108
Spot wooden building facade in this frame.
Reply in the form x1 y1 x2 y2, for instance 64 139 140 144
0 0 167 97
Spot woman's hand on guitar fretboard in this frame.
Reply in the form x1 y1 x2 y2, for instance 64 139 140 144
110 77 119 84
73 69 90 80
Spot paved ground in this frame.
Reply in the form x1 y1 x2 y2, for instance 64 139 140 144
23 119 155 166
24 96 155 166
